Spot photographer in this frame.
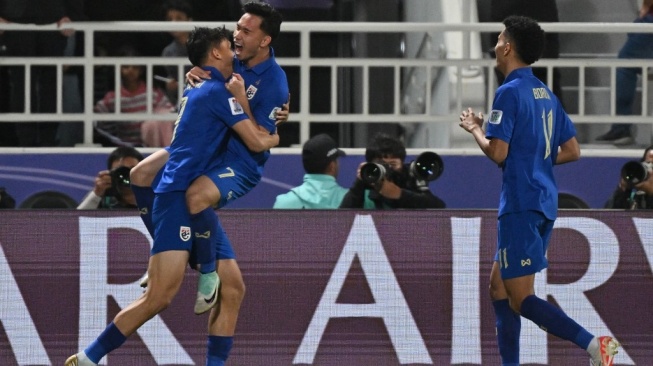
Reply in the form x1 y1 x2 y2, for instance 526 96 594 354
605 145 653 209
77 147 144 209
340 133 446 209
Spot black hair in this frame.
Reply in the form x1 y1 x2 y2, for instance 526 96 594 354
163 0 193 18
365 133 406 163
641 145 653 162
242 1 282 43
106 147 144 170
502 15 545 65
186 26 232 67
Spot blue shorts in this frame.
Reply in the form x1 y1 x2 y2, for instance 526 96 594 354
204 163 259 208
151 191 192 254
494 210 553 280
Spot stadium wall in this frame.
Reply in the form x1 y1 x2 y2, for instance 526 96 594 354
0 210 651 365
0 152 637 209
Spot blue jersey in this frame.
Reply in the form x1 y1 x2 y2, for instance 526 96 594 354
155 67 248 193
207 48 289 179
486 67 576 220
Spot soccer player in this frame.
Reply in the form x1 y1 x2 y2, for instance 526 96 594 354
458 16 620 366
127 1 288 363
64 26 279 366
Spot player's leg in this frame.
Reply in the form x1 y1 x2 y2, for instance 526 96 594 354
206 227 245 366
500 211 620 365
130 148 169 236
489 258 520 366
66 192 191 366
186 166 254 315
186 175 222 314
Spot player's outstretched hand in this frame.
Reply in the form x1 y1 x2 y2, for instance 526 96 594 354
186 66 211 87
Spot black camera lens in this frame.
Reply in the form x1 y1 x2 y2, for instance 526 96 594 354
621 160 649 186
111 166 132 187
360 162 387 186
410 151 444 181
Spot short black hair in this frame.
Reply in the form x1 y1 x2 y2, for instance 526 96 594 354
242 1 282 43
502 15 545 65
641 145 653 162
163 0 193 18
186 26 232 67
365 133 406 163
106 147 144 170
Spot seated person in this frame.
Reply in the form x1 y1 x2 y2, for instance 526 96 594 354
160 0 193 105
274 133 347 209
77 147 144 209
605 145 653 209
340 133 446 209
94 46 175 147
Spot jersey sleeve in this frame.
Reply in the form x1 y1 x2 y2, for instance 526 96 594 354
555 100 577 144
486 86 518 144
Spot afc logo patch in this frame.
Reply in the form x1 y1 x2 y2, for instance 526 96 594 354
489 110 503 124
268 107 281 120
228 97 244 115
246 84 258 100
179 226 191 241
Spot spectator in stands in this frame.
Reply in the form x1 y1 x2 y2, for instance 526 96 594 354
274 133 347 209
0 0 84 147
605 145 653 209
340 133 446 209
596 0 653 145
489 0 563 103
160 0 193 106
94 45 176 147
77 146 144 209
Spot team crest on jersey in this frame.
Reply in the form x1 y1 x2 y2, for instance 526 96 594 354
228 97 244 115
268 107 281 120
179 226 191 241
246 84 258 100
488 110 503 124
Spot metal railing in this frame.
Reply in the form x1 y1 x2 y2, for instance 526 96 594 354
0 21 651 148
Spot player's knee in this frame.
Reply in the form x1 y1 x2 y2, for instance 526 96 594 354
143 292 174 314
221 279 246 305
488 281 505 301
186 189 210 215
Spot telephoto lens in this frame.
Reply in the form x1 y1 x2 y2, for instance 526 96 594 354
410 151 444 181
360 162 387 186
110 166 132 187
621 160 648 186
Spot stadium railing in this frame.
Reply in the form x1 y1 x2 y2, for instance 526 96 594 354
0 21 651 149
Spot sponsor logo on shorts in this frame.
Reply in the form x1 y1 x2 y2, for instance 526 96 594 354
180 226 191 241
195 231 211 239
521 259 531 267
489 110 503 124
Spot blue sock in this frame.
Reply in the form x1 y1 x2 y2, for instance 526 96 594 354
190 208 218 273
131 184 155 236
83 322 127 364
492 299 520 366
520 295 594 349
206 335 233 366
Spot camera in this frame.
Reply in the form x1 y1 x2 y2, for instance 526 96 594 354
104 166 132 199
360 151 443 186
621 160 653 187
